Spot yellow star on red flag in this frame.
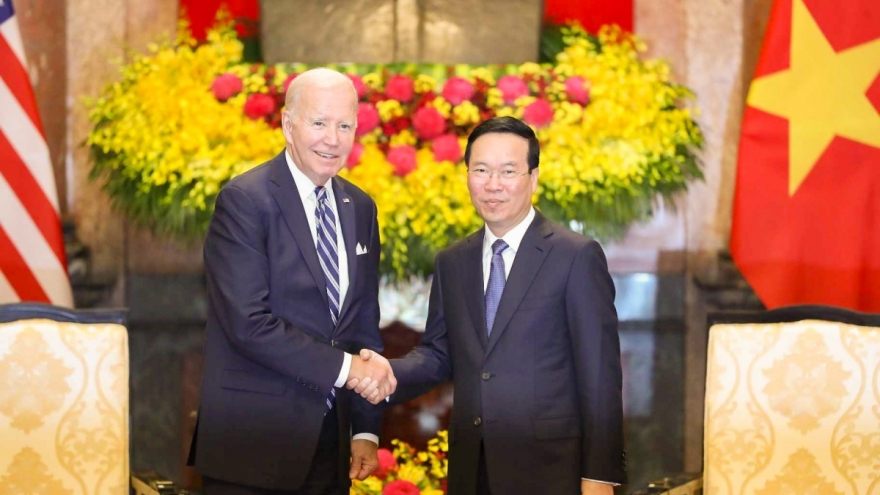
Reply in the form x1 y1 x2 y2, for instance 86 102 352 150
746 0 880 196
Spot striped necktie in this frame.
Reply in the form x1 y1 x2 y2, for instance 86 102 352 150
315 186 338 410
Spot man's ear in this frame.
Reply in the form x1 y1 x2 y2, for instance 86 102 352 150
281 111 293 140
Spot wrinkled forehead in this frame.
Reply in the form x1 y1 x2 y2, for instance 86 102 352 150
292 84 358 120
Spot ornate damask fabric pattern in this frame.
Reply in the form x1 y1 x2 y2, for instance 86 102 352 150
704 320 880 495
0 319 129 495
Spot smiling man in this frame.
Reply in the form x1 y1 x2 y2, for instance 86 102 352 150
188 68 396 495
353 116 627 495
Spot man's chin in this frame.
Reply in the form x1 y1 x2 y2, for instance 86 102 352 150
478 205 506 219
316 163 345 178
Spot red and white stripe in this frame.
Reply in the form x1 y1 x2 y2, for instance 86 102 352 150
0 5 73 306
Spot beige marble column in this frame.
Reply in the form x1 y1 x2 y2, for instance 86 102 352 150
14 0 67 215
67 0 181 287
633 0 774 472
67 0 127 283
121 0 204 275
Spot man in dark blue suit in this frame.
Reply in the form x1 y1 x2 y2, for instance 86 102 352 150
353 117 626 495
188 68 397 495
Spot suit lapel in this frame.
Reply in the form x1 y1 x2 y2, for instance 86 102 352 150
484 212 554 359
268 153 329 309
333 177 357 326
462 229 489 349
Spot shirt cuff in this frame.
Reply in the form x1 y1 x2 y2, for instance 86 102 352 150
334 352 352 388
582 478 620 486
352 433 379 445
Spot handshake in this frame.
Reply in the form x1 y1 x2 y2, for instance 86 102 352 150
345 350 396 404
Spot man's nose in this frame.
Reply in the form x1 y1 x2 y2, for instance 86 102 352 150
484 173 504 189
323 127 339 145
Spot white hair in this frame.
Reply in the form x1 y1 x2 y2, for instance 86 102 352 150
284 67 358 114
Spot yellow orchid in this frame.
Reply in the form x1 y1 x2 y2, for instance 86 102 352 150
88 21 702 279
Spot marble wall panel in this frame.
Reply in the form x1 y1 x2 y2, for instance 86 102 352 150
67 0 127 281
66 0 179 281
15 0 67 214
260 0 396 64
419 0 542 63
260 0 542 64
678 0 774 471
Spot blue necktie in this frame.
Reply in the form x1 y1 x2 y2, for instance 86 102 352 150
315 186 338 410
485 239 508 336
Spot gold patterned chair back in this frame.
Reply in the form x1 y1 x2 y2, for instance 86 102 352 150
704 309 880 495
0 305 129 495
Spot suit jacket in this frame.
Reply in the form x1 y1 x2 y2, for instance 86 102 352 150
392 211 626 495
188 151 383 491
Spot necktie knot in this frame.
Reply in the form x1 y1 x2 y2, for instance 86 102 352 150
492 239 508 256
315 186 327 202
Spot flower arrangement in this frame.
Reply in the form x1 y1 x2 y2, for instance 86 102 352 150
351 432 448 495
88 20 703 279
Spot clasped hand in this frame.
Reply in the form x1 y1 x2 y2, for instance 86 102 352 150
346 349 396 404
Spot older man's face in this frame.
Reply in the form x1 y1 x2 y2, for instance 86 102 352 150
282 83 358 186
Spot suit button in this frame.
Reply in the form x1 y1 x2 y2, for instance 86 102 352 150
474 417 482 426
481 371 491 380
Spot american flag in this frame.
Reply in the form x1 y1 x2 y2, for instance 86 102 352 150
0 0 72 306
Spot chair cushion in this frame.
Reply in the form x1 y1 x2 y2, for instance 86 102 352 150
0 318 129 494
704 319 880 495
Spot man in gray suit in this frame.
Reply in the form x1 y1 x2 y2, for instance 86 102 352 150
352 117 626 495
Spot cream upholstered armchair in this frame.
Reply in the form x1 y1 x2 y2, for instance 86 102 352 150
634 305 880 495
0 303 182 495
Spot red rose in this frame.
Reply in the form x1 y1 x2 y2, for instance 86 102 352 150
385 75 415 103
374 448 398 478
381 123 396 137
496 75 530 105
346 142 365 169
565 76 590 105
348 74 367 98
387 145 417 176
243 93 276 120
432 133 462 163
393 117 412 134
382 480 420 495
282 73 298 95
522 98 554 127
412 106 447 140
441 76 475 105
211 73 243 102
356 103 380 137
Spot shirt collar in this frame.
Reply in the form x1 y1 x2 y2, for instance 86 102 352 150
483 207 536 257
285 150 334 201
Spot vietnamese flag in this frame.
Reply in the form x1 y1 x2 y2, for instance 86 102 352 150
731 0 880 311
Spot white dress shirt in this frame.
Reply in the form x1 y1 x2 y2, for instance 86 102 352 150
285 152 377 445
481 206 616 486
481 207 535 292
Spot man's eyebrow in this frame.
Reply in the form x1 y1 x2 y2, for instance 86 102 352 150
472 160 519 167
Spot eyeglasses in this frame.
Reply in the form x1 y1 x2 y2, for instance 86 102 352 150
467 167 531 183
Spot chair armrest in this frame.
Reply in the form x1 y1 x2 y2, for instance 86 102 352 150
131 471 191 495
628 472 702 495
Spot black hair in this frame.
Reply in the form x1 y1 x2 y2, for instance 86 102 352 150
463 116 540 171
